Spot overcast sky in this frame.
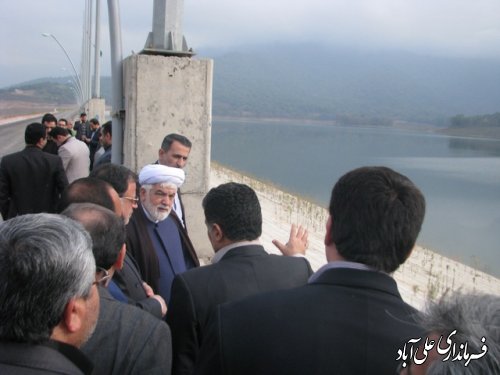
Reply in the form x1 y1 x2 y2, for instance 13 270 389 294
1 0 500 88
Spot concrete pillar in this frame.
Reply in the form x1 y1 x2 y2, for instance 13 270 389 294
87 98 106 123
122 54 213 259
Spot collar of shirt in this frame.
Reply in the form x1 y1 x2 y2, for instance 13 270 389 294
211 239 261 264
60 136 71 147
308 260 377 283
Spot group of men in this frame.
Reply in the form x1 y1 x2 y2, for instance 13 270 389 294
0 120 499 374
44 112 109 174
0 113 111 220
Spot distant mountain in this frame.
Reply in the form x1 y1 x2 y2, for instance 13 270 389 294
2 43 500 126
205 44 500 125
0 77 112 106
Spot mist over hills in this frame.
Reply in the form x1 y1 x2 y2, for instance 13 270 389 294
2 43 500 126
206 44 500 125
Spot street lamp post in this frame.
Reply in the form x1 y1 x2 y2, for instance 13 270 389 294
42 33 85 106
68 84 82 105
61 68 84 104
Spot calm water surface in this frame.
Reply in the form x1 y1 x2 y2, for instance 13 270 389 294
212 119 500 277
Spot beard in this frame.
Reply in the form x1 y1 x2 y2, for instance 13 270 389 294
142 198 171 222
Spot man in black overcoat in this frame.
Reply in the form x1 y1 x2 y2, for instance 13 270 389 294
167 182 312 375
0 122 68 219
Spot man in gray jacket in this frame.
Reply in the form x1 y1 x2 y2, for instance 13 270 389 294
64 203 172 375
50 126 90 183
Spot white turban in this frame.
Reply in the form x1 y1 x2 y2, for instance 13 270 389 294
139 164 185 188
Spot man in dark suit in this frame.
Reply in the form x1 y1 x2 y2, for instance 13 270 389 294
0 122 68 219
74 112 91 142
93 121 112 169
63 203 172 375
167 182 312 375
157 133 192 228
88 118 101 170
195 166 427 375
41 113 59 154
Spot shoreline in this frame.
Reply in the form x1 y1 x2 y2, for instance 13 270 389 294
210 163 500 309
214 115 500 140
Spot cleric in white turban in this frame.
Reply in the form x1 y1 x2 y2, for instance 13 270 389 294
139 164 185 188
126 163 199 307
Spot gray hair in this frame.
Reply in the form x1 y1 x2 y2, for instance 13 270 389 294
423 293 500 375
0 213 95 343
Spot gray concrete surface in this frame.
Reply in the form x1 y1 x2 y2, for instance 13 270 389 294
122 54 214 258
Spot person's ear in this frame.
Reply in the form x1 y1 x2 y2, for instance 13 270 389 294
139 187 147 202
62 297 86 333
324 215 334 246
37 137 46 147
114 244 126 270
211 223 224 242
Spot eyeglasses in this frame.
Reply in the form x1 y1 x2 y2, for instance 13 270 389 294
93 266 112 287
121 196 139 204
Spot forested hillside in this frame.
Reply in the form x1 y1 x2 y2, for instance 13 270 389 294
209 44 500 125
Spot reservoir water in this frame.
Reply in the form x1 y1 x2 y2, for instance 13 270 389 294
212 119 500 278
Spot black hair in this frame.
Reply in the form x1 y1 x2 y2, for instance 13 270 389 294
49 127 70 138
161 133 192 151
90 164 137 196
41 113 57 125
101 121 112 136
58 177 117 213
203 182 262 241
329 166 425 273
24 123 46 145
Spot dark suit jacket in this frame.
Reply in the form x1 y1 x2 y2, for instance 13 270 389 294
88 128 101 170
175 189 187 229
74 120 91 141
195 267 423 375
112 252 163 319
126 205 199 294
167 244 313 375
92 146 111 170
0 146 68 219
0 340 93 375
81 287 172 375
42 139 59 155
